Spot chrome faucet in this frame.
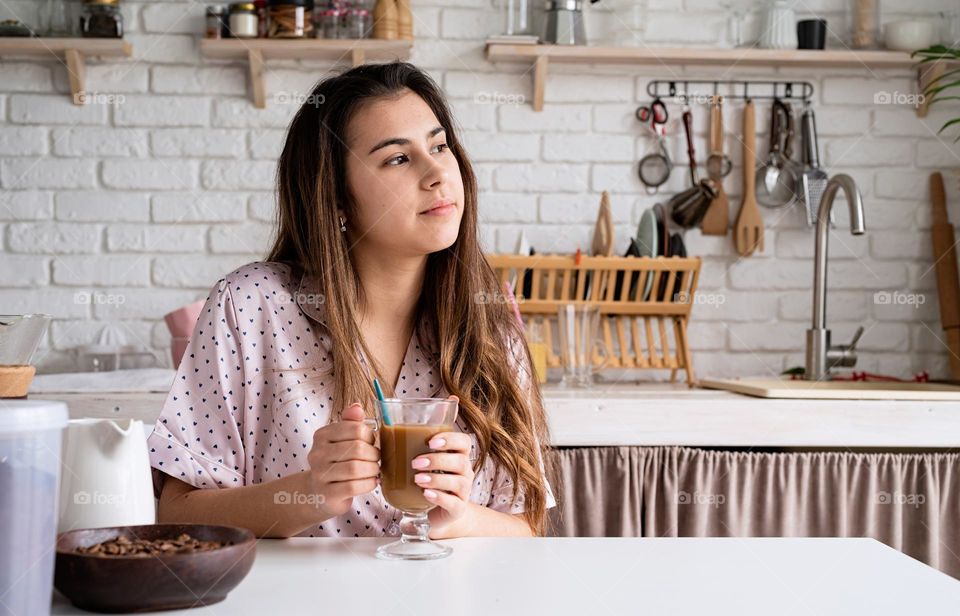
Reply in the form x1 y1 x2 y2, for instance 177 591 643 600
804 174 866 381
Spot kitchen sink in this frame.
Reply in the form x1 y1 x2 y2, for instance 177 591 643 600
699 377 960 401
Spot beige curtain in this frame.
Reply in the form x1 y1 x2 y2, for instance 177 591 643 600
547 446 960 579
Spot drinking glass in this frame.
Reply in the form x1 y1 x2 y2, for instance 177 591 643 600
557 304 608 388
375 398 459 561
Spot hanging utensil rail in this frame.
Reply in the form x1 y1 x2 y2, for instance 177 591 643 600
646 79 814 103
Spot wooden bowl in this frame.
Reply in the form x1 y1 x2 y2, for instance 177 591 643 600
0 365 35 398
55 524 256 613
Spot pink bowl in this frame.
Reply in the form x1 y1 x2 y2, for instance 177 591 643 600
164 300 206 338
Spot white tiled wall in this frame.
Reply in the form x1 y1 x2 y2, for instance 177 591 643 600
1 0 959 378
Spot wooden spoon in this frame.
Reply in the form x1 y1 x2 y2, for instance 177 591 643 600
735 100 764 256
701 97 729 235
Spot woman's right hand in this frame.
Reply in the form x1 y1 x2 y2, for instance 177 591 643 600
304 403 380 518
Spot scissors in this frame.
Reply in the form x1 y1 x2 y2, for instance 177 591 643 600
635 97 668 132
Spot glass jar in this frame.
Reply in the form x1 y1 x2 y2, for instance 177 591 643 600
206 5 226 39
268 0 306 38
502 0 533 36
40 0 71 37
228 2 258 38
79 0 123 38
346 8 371 39
848 0 880 49
254 0 267 37
319 9 338 38
336 8 350 38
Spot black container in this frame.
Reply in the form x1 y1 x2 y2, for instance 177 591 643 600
797 19 827 50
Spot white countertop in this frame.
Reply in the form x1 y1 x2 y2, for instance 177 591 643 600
35 379 960 448
51 537 960 615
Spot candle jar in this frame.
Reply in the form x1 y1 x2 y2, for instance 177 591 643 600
228 2 259 38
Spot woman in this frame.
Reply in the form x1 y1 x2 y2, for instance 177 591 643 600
149 62 556 539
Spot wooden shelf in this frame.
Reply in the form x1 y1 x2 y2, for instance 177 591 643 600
485 43 918 111
0 38 132 105
199 38 413 108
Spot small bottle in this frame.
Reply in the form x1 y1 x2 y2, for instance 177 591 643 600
206 5 226 39
254 0 268 37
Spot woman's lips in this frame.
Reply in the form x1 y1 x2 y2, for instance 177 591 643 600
419 201 456 216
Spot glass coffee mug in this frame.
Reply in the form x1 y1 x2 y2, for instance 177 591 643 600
557 304 609 388
374 397 459 561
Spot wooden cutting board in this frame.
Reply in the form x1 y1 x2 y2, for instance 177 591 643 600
930 171 960 379
699 377 960 400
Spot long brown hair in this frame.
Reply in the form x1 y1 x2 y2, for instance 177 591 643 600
266 62 555 535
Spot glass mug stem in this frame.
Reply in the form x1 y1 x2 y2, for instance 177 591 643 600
399 511 430 544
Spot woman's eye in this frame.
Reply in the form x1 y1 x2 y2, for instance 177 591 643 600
432 143 449 154
386 154 409 166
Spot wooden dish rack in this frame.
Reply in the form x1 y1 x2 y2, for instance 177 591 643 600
486 254 702 384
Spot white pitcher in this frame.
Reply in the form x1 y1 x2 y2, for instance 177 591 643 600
58 418 156 533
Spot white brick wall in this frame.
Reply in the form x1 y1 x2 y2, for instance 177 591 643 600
1 0 958 379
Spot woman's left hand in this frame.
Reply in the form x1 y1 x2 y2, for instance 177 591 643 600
412 428 476 536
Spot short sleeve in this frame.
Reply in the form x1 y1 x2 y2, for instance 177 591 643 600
487 331 557 514
147 278 246 496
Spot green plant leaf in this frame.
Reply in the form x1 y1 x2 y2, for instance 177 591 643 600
929 98 960 112
923 78 960 99
924 67 960 87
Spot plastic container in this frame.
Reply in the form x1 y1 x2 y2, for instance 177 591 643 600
0 399 69 616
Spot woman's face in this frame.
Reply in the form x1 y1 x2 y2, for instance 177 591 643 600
343 89 465 259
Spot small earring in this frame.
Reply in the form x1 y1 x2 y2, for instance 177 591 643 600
339 216 346 233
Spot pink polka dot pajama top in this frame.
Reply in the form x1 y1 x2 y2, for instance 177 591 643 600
147 261 555 537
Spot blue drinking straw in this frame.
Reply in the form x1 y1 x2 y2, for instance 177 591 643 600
373 378 392 426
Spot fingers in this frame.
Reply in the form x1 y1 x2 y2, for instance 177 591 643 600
319 419 376 445
426 431 471 455
340 402 366 422
414 472 470 500
422 486 465 515
324 459 381 483
412 452 470 475
326 440 380 463
327 477 379 501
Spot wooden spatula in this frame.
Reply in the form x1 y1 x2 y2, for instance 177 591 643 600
701 98 729 236
735 100 764 256
930 171 960 379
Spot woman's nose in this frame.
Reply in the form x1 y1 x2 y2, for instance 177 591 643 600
419 157 448 190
